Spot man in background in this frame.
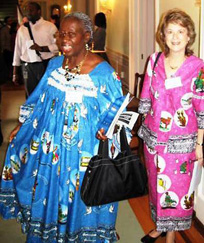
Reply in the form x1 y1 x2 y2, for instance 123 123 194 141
0 16 13 79
12 1 58 96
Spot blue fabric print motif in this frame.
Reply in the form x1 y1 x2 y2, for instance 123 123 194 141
62 104 80 149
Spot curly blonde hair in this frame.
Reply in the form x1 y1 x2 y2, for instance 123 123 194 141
156 8 196 56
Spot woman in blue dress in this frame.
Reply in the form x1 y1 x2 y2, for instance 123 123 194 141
0 12 124 243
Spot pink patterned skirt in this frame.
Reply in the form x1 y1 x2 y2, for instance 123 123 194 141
144 144 195 232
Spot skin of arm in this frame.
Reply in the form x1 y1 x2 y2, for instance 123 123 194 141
9 122 22 142
12 66 21 85
30 43 50 52
196 128 204 164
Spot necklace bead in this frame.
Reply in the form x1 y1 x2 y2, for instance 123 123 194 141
64 51 89 81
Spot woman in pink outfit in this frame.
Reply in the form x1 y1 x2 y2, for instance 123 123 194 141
138 9 204 243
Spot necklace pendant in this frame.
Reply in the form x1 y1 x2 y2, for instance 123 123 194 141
66 76 72 82
170 65 178 70
64 50 89 81
65 72 72 82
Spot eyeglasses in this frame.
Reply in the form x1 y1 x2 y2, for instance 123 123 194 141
59 31 76 38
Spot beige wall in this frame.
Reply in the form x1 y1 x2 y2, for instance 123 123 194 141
159 0 201 56
97 0 129 57
107 0 129 56
73 0 86 13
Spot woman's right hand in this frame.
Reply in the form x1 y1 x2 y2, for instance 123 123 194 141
9 123 22 142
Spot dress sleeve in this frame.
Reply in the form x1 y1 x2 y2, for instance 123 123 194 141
192 66 204 129
96 68 132 153
19 59 54 123
138 56 153 114
96 70 124 132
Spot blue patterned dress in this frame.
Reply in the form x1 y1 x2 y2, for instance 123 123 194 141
0 56 123 243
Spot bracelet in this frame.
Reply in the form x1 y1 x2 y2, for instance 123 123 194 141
196 142 203 146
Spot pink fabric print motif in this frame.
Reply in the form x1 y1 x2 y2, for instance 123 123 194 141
194 67 204 92
174 109 188 128
180 193 194 210
159 111 173 132
181 93 193 110
160 191 179 209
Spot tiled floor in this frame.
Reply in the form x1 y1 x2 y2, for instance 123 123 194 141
0 84 144 243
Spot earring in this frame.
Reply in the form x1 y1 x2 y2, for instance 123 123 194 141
85 43 90 51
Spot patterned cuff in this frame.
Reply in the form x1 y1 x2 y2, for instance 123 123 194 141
138 98 151 114
98 95 126 133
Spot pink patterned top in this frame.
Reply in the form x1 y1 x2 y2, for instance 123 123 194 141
138 52 204 154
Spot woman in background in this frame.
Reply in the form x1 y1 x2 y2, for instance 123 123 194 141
50 14 60 30
138 9 204 243
93 12 110 63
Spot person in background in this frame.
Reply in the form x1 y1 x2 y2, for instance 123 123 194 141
50 14 60 30
0 12 124 243
12 1 58 97
93 12 109 63
0 16 13 79
10 21 18 56
138 9 204 243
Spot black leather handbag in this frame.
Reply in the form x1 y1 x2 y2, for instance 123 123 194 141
80 126 148 206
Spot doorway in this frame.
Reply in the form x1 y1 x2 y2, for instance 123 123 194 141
129 0 155 94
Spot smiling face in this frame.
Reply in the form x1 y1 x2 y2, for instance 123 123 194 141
59 17 90 57
164 22 190 55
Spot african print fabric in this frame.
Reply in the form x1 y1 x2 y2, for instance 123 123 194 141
0 56 123 242
138 52 204 231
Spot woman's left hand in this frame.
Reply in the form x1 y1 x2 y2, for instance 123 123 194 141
96 128 107 140
195 144 203 165
96 125 120 140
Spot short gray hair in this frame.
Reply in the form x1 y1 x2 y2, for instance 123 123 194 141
63 12 93 42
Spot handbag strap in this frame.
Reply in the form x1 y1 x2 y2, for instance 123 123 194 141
150 51 162 88
24 22 43 60
97 126 131 159
120 126 132 155
98 139 109 158
152 51 162 72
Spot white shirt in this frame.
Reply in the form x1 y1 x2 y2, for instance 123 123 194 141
13 17 58 66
